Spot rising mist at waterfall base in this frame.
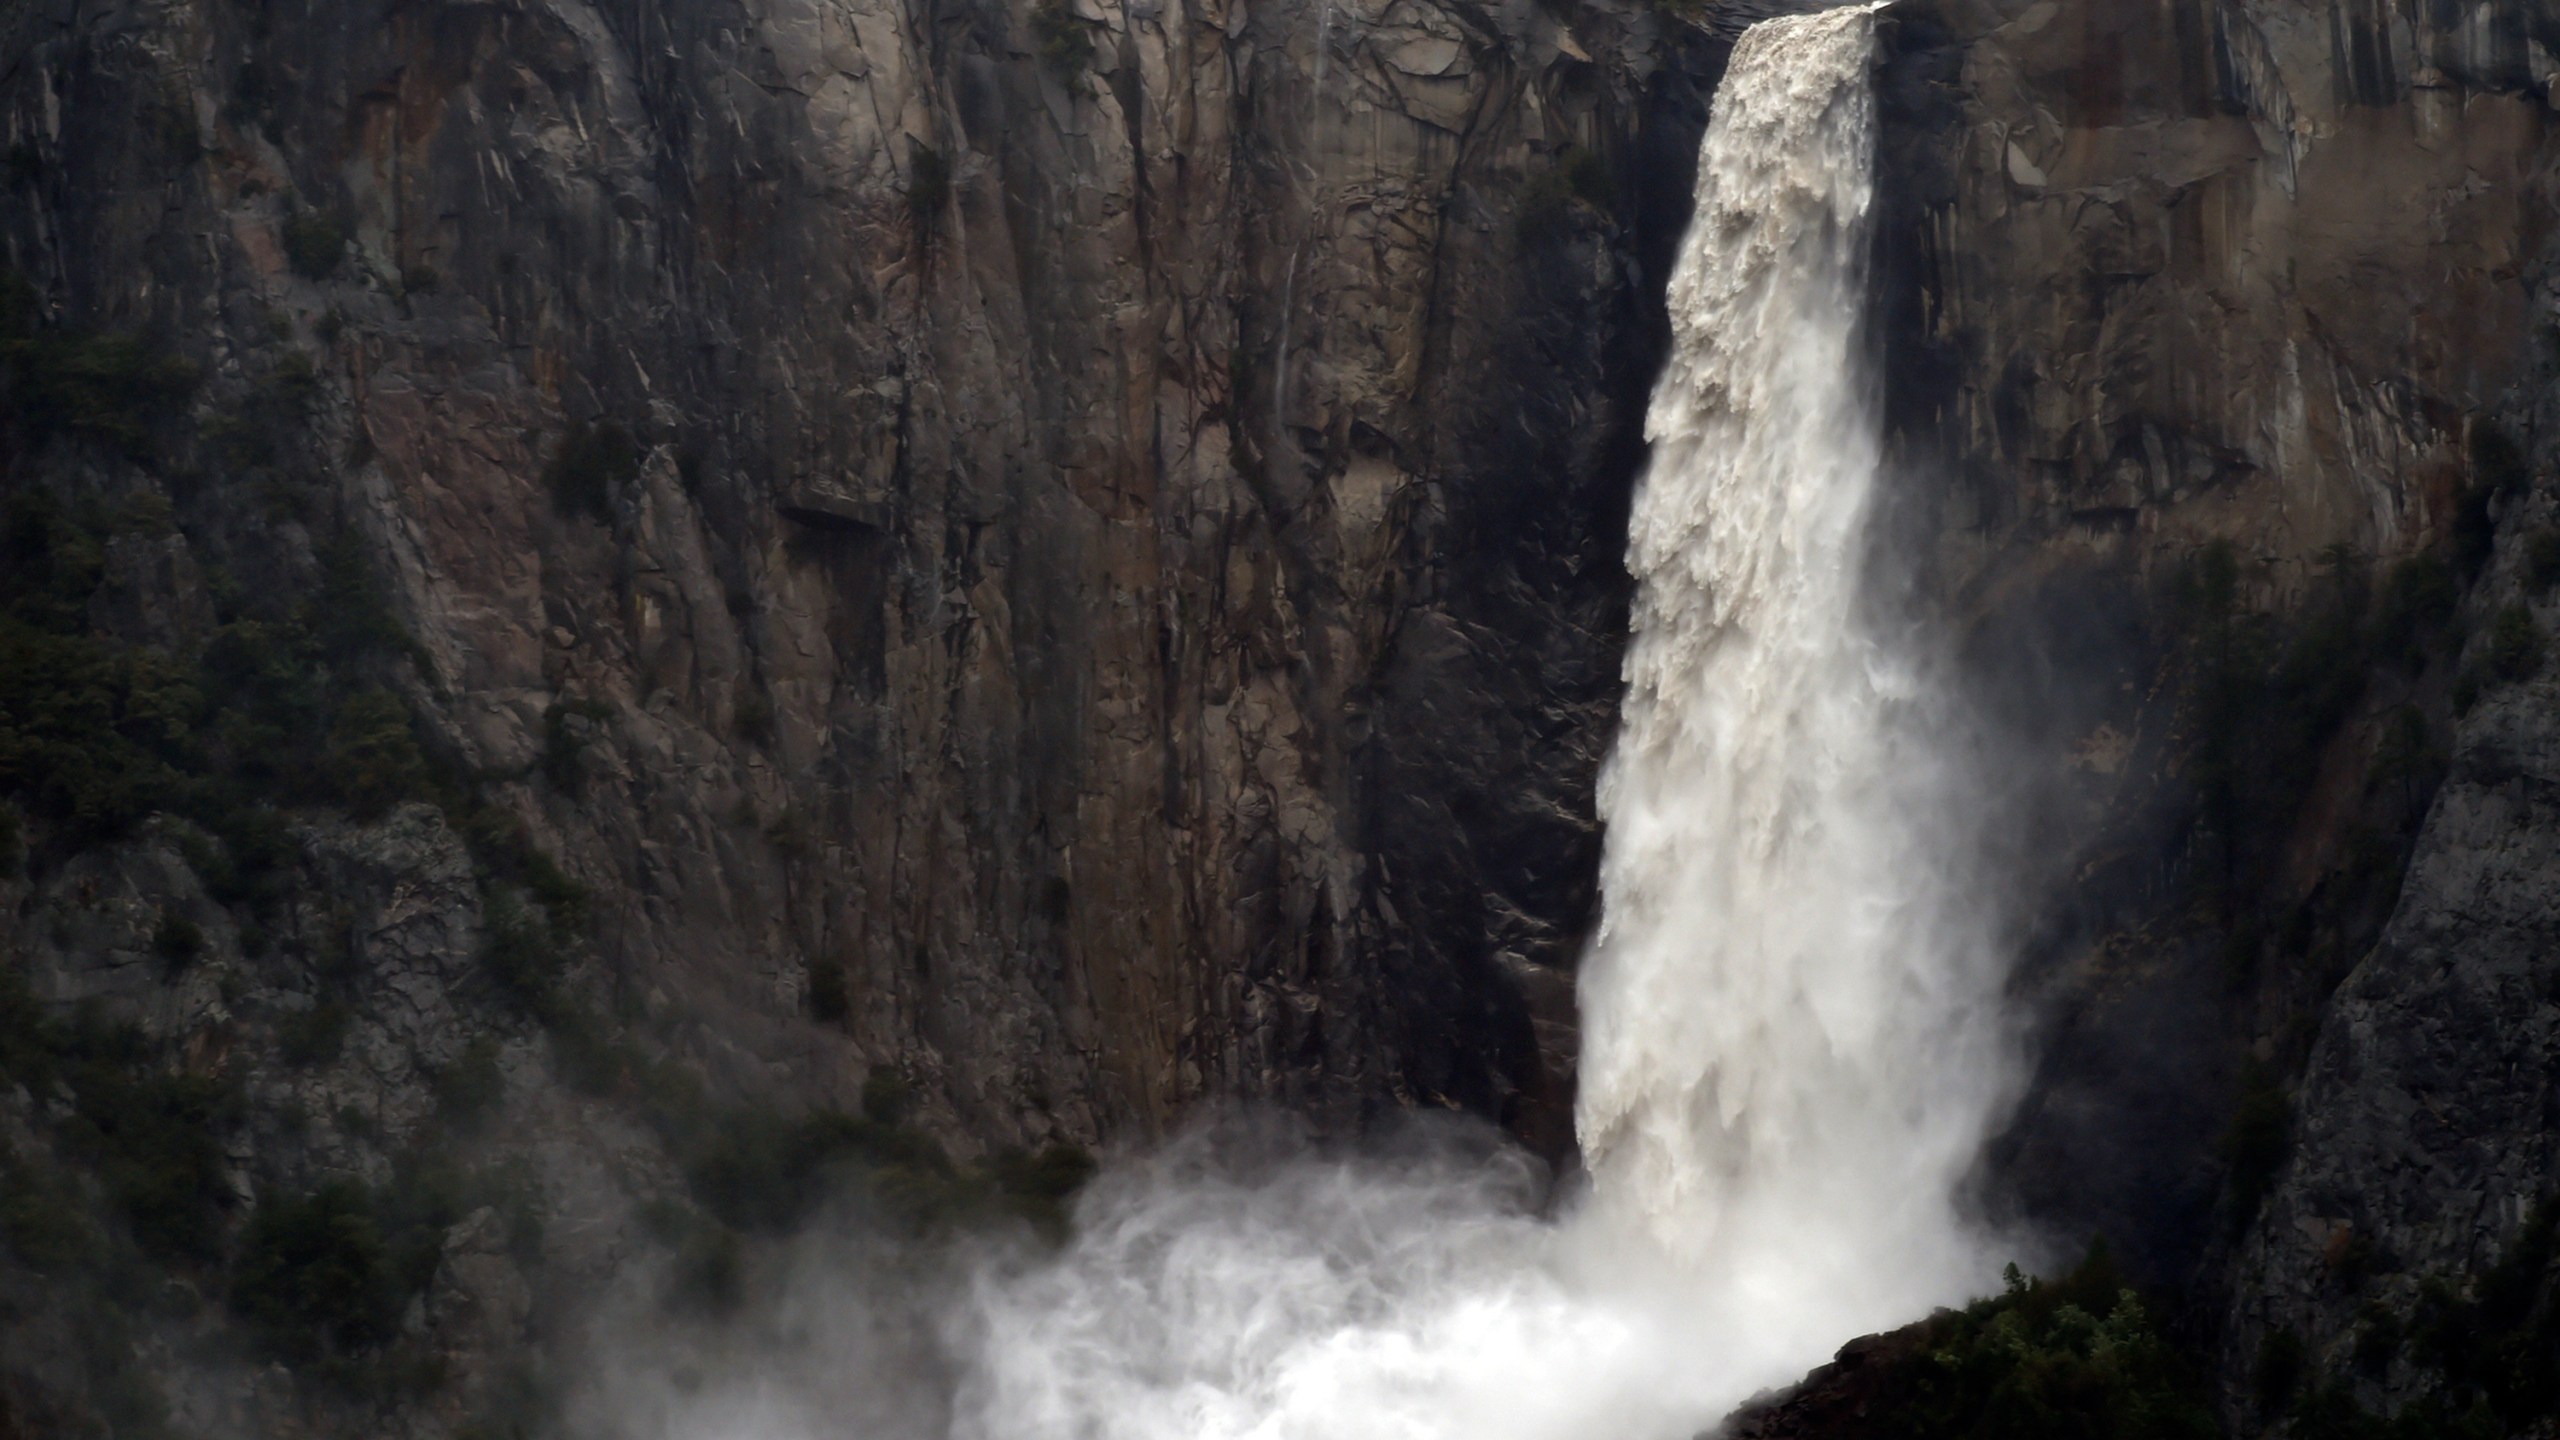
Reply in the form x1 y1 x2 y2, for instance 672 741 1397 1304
569 10 2027 1437
560 1112 2000 1440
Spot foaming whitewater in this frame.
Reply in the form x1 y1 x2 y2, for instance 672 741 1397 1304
1573 0 2014 1318
629 10 2018 1439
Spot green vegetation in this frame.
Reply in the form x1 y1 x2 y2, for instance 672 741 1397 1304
0 979 238 1268
0 275 199 458
2221 1057 2291 1229
2476 602 2541 687
765 804 815 859
0 490 437 876
62 1048 235 1264
282 211 347 280
151 907 205 971
539 696 612 795
0 1146 101 1274
1809 1248 2216 1440
1517 148 1614 243
861 1064 911 1124
479 891 569 1023
231 1179 399 1358
808 953 849 1024
227 60 278 134
2287 1384 2500 1440
909 144 953 220
2453 422 2531 581
1516 175 1572 243
0 264 1120 1427
2404 1198 2560 1427
2254 1326 2308 1411
2254 1196 2560 1440
543 419 640 522
278 997 351 1067
2169 531 2493 1237
2179 542 2384 910
326 686 429 819
203 349 324 509
986 1140 1100 1235
2369 705 2440 814
546 1004 679 1102
1561 148 1612 207
457 804 591 934
2527 528 2560 596
0 276 643 1427
281 928 360 1068
541 1047 1094 1274
435 1037 507 1131
676 1101 1094 1241
153 101 204 166
231 1153 490 1389
2372 553 2458 670
0 602 199 846
1030 0 1095 81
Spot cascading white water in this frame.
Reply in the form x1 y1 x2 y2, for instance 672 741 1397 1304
619 11 2018 1438
1574 0 2014 1316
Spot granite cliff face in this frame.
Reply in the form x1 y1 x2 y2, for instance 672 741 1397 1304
1710 1 2560 1416
0 0 1741 1426
0 0 1733 1152
1871 0 2560 1301
2221 287 2560 1426
1755 1 2560 1428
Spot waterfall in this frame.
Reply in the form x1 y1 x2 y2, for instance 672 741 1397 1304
1576 0 2014 1314
624 11 2017 1439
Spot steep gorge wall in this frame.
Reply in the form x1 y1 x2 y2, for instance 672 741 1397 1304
0 0 1734 1158
1719 4 2560 1428
0 2 1760 1424
1869 0 2560 1297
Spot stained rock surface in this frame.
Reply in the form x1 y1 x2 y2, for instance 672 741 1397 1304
1875 0 2560 1301
0 0 1757 1424
0 0 1739 1155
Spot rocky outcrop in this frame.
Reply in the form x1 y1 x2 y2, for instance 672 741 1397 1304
1872 0 2560 1293
0 805 574 1435
2222 307 2560 1419
1886 0 2551 591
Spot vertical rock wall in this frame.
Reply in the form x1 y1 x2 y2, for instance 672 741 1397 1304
0 0 1734 1152
1875 0 2560 1291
